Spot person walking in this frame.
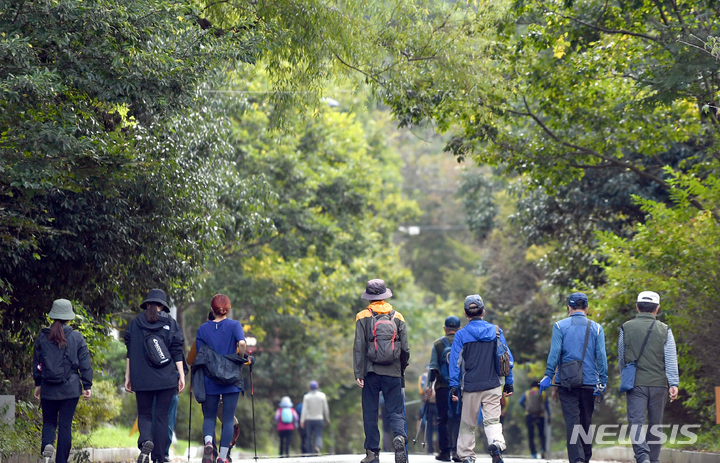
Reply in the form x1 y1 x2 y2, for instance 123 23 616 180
300 380 330 455
354 278 410 463
425 316 462 462
539 292 608 463
33 299 93 463
125 289 186 463
193 294 247 463
274 396 299 457
519 381 548 459
448 295 514 463
618 291 679 463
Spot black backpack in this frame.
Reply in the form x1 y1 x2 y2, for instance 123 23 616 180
366 309 401 365
142 327 172 368
40 333 74 385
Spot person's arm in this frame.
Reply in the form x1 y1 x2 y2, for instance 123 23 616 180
399 317 410 375
175 360 186 393
618 327 625 371
300 397 307 426
664 327 679 400
596 325 608 385
544 323 563 378
77 335 93 398
235 322 247 356
33 336 42 399
499 332 514 385
519 392 526 409
125 357 132 393
448 334 463 390
323 394 330 424
353 315 367 387
187 341 198 366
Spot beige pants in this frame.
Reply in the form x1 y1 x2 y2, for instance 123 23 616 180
456 386 506 460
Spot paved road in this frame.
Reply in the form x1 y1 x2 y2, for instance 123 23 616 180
175 453 622 463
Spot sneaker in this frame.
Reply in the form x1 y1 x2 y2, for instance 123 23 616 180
461 459 475 463
393 436 407 463
226 444 233 463
488 444 503 463
137 441 154 463
435 452 451 462
201 444 214 463
43 444 55 463
315 446 321 456
451 451 462 462
216 458 227 463
360 449 380 463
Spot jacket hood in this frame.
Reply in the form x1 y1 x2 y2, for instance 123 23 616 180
366 300 394 314
136 310 172 330
463 319 497 342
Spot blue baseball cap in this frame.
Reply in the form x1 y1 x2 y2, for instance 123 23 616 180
568 292 589 307
464 294 484 311
444 316 461 329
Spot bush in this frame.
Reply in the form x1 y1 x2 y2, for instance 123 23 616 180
74 380 122 433
0 400 42 457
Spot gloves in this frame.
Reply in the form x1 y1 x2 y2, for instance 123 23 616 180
539 376 553 393
428 369 437 383
503 383 513 395
449 387 459 401
593 383 606 396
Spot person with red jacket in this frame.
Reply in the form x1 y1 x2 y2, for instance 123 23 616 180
274 396 300 457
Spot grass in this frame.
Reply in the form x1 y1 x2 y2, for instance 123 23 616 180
88 425 141 448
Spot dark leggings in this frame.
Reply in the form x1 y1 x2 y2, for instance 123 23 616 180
202 393 240 448
278 429 293 457
41 397 80 463
136 388 176 462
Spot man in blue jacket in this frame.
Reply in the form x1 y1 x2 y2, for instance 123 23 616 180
540 292 608 463
449 295 514 463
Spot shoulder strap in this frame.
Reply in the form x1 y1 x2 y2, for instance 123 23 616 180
495 325 500 338
635 320 657 365
581 320 591 360
441 337 450 348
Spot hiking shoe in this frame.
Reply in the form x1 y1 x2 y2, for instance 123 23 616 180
201 444 214 463
461 459 475 463
435 452 451 462
451 451 462 462
393 435 407 463
360 449 379 463
488 444 503 463
43 444 55 463
137 441 154 463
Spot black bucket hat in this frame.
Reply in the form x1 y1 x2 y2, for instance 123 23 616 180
141 288 169 311
361 279 393 301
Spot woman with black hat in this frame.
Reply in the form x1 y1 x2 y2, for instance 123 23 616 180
33 299 93 463
124 289 186 463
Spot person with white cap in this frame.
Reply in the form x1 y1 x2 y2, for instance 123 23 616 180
33 299 93 463
618 291 679 463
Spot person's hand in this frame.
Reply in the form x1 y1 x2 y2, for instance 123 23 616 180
593 383 606 396
503 383 514 396
425 387 433 399
539 376 552 393
669 386 679 402
34 386 41 400
301 422 305 429
356 378 364 388
449 387 459 402
178 374 186 393
125 377 133 393
83 389 92 399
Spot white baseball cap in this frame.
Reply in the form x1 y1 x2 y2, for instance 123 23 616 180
637 291 660 304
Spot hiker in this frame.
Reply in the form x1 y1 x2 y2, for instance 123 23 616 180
125 289 186 463
354 279 410 463
274 396 299 457
425 316 462 462
33 299 93 463
192 294 247 463
187 311 241 462
448 295 514 463
539 292 608 463
618 291 679 463
519 381 548 459
420 368 438 454
295 400 307 454
300 380 331 455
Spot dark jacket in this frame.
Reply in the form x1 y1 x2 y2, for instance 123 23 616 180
125 311 185 392
353 300 410 380
449 318 514 392
33 325 93 400
191 344 248 403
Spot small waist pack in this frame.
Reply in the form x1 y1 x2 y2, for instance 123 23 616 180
143 328 172 368
619 320 656 393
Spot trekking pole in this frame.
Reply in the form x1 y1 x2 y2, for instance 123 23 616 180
249 360 258 462
412 400 428 445
188 387 192 463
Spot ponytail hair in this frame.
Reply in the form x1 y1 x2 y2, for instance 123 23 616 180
48 320 68 348
144 303 160 323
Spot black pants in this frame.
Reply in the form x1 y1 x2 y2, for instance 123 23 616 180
136 388 176 462
558 387 595 463
41 397 80 463
525 414 545 455
435 387 461 454
278 429 293 457
362 373 407 452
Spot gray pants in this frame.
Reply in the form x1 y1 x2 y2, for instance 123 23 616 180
626 386 668 463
